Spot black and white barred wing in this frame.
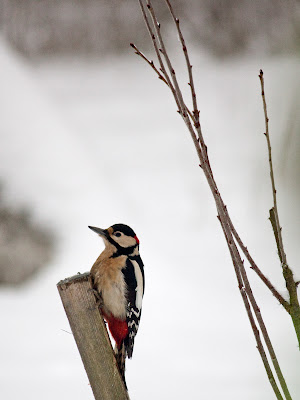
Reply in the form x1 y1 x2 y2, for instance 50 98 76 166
123 256 145 358
126 304 142 358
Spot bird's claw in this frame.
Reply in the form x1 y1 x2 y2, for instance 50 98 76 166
88 288 104 308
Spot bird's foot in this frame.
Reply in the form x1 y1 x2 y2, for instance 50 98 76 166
88 288 104 308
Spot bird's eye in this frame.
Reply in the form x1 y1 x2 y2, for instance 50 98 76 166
114 232 121 237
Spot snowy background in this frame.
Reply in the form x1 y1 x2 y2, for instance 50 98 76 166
1 2 300 399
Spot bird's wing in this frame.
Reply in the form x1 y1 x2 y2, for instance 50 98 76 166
122 256 144 358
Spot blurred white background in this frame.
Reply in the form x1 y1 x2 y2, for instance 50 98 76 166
0 1 300 399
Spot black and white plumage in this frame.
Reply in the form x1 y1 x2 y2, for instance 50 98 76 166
123 254 145 358
89 223 144 386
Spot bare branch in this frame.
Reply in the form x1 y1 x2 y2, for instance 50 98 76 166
136 2 294 397
259 69 300 347
259 69 287 266
218 216 284 400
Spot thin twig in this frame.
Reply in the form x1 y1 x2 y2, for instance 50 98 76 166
130 43 169 85
164 0 199 125
163 0 212 176
138 0 181 113
259 69 287 265
130 42 196 121
146 0 201 141
146 0 187 115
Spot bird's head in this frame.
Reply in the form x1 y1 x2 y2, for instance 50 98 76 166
88 223 139 254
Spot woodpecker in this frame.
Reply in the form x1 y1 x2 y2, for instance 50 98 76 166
88 223 144 387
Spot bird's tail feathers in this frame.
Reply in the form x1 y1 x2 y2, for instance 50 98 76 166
115 342 127 389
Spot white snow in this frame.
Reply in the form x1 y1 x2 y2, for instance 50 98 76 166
0 37 300 399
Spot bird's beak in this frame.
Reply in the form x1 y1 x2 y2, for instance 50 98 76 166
88 226 108 237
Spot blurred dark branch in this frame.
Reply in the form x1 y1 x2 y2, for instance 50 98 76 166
0 184 54 285
133 1 294 398
2 0 300 59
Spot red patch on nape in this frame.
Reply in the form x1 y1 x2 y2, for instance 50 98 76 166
106 316 128 349
134 235 139 244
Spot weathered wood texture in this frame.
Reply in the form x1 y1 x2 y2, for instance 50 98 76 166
57 272 129 400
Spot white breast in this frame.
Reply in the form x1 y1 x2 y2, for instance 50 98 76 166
102 276 127 319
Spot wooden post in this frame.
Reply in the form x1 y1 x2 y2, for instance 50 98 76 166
57 273 130 400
